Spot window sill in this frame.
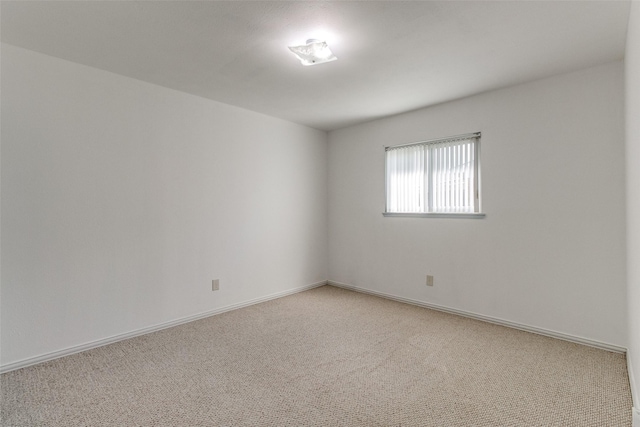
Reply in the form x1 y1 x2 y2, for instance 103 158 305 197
382 212 486 219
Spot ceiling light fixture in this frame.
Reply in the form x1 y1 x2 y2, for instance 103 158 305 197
288 39 337 66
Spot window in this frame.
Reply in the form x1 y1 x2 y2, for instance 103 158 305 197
384 132 483 217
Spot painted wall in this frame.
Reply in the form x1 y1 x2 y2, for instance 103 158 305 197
0 44 328 367
626 1 640 423
328 62 626 348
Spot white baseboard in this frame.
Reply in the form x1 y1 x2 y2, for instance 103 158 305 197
629 351 640 426
0 280 328 374
327 280 626 354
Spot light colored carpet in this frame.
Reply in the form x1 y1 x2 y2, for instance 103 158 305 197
1 285 632 426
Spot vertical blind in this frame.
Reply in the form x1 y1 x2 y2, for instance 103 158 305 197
385 133 480 213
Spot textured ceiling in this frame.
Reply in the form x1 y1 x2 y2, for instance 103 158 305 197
0 1 631 131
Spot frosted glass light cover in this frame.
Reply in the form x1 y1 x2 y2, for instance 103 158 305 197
288 39 337 66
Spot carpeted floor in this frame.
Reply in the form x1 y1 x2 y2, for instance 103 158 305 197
0 285 633 426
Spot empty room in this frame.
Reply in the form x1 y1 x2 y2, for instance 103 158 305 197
2 1 639 426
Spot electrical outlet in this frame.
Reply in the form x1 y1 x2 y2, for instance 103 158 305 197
426 275 434 286
212 279 219 291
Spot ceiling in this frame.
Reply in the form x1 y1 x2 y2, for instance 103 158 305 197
0 1 631 131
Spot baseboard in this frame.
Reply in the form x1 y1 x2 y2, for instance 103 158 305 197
0 280 328 374
629 351 640 426
327 280 626 354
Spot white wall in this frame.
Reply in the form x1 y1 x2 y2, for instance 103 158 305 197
626 1 640 423
0 44 328 367
328 62 626 348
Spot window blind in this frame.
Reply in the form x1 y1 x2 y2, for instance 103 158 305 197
385 133 480 214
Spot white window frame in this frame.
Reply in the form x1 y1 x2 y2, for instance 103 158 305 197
383 132 485 218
